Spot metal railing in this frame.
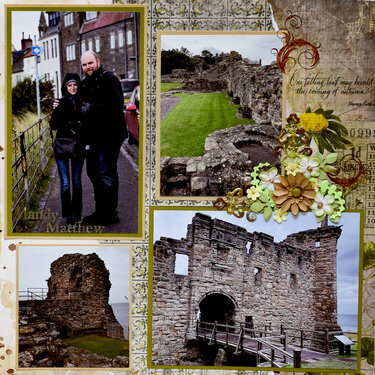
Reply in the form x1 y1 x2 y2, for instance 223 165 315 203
19 288 48 301
12 114 54 230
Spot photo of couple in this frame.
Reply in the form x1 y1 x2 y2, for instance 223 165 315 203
51 51 126 227
8 9 145 237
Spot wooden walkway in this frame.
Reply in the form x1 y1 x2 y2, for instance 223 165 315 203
196 321 357 368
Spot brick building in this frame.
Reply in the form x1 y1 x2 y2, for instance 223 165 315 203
60 11 140 79
152 213 343 365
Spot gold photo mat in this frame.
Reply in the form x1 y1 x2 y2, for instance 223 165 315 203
155 30 287 201
148 206 364 372
5 4 147 240
16 243 133 370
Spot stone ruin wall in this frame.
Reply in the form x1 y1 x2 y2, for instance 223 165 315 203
162 53 282 127
160 53 283 196
152 213 342 365
19 253 125 367
160 124 280 196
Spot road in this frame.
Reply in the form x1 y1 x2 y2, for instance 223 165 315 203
33 142 139 235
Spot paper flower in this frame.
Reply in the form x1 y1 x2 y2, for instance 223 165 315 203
311 192 334 217
274 210 288 223
285 161 300 176
299 157 320 178
246 186 260 201
299 112 329 132
273 173 316 215
259 167 280 191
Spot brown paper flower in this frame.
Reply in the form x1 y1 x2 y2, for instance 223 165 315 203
273 173 316 216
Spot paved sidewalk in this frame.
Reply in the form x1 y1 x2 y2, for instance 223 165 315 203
34 146 139 235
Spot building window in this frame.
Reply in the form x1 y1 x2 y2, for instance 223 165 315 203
290 273 297 288
54 38 58 58
66 44 76 61
43 42 46 60
88 39 93 51
118 31 124 47
64 12 74 27
315 240 320 247
127 30 133 45
86 11 98 21
51 40 54 58
81 41 86 54
110 33 116 49
174 253 189 276
46 41 49 59
254 267 262 286
246 241 253 254
95 38 100 52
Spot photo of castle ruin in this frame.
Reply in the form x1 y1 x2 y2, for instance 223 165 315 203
158 33 283 197
151 210 360 369
18 246 130 368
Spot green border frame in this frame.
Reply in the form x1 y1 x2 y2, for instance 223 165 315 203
5 4 147 239
148 206 364 372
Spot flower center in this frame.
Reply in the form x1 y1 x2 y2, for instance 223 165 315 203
291 186 302 198
318 203 323 209
270 178 274 183
307 166 313 172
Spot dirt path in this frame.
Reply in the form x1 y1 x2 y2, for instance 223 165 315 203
160 92 183 121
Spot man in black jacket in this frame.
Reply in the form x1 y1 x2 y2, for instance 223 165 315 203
80 51 128 225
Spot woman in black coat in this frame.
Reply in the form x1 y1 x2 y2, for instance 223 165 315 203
50 73 85 224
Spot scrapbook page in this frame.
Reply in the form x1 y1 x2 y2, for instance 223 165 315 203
0 0 374 374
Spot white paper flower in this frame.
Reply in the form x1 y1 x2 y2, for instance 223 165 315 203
311 193 334 217
299 157 320 178
259 167 280 191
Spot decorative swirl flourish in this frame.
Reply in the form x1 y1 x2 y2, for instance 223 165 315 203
327 154 368 188
271 12 321 73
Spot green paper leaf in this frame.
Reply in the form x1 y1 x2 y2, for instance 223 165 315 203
316 213 326 222
323 165 337 173
361 337 374 365
324 153 338 164
263 206 272 222
251 201 265 213
259 192 269 203
363 242 375 271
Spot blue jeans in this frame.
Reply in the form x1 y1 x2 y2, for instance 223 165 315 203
85 143 121 217
55 155 84 219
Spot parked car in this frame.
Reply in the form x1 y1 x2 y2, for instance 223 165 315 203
124 85 140 144
120 78 139 103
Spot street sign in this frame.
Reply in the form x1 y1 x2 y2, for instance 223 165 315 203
32 45 43 55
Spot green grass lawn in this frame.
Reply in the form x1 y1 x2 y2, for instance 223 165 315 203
62 334 129 359
161 82 183 92
161 92 255 157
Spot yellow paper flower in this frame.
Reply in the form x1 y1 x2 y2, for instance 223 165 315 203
246 186 260 201
274 210 288 223
299 112 329 132
285 161 300 176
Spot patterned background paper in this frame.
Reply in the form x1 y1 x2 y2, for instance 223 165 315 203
0 0 374 374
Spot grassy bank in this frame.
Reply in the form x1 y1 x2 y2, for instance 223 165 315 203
63 334 129 359
161 82 183 92
161 92 255 157
12 111 48 137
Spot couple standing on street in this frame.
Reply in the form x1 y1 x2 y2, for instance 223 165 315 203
50 50 128 226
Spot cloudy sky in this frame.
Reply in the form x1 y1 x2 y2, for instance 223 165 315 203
11 11 41 50
161 34 283 65
153 210 361 316
19 246 130 304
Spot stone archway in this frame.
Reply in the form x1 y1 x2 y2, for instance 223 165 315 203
198 292 236 326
